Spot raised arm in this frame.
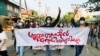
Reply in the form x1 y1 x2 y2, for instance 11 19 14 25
52 7 61 27
71 7 79 27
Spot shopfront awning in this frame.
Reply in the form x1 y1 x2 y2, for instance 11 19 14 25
0 0 8 16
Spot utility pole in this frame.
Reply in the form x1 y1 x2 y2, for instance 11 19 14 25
19 0 22 18
19 0 21 12
24 0 29 19
45 5 49 17
38 1 41 22
24 0 28 12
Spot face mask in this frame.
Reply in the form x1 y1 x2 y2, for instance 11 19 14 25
36 25 39 28
68 24 71 27
60 23 63 27
30 22 33 25
80 21 85 24
47 20 51 23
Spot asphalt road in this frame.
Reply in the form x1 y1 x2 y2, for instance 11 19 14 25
5 31 100 56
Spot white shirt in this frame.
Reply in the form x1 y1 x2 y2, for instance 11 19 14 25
11 26 14 30
0 31 7 51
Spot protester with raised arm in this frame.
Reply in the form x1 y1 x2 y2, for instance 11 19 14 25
42 7 61 56
71 7 88 56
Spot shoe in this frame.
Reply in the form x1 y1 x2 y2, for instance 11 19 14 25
33 52 37 55
33 50 37 55
58 53 61 56
16 52 19 55
70 45 74 48
95 47 99 49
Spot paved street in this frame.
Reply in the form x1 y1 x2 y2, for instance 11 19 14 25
1 0 100 56
5 31 100 56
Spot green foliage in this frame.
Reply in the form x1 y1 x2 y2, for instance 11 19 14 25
26 10 46 22
62 12 73 23
32 10 38 16
88 0 100 3
93 15 100 21
83 0 100 11
31 14 45 22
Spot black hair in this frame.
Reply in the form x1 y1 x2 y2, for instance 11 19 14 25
95 22 98 26
79 17 85 21
85 22 89 27
45 16 52 22
18 17 21 20
0 24 3 33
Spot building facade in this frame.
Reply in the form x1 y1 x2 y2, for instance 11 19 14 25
0 0 24 30
0 0 23 18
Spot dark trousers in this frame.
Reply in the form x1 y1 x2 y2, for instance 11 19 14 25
90 36 98 48
46 45 51 56
14 38 16 49
12 30 15 39
0 50 8 56
75 45 84 56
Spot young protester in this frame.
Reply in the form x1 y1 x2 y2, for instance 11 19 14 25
42 7 61 56
0 24 8 56
56 22 65 55
91 22 99 48
71 7 89 56
15 18 24 56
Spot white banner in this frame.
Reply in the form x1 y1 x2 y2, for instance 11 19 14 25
15 27 90 46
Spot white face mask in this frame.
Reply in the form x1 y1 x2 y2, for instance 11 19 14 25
30 22 33 25
60 23 63 27
47 20 51 23
80 21 85 24
36 25 39 28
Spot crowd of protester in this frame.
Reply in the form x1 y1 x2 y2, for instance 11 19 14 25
0 7 100 56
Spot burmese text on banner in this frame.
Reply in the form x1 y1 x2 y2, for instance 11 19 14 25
15 27 90 46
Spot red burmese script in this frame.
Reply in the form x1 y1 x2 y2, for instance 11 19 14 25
28 29 80 44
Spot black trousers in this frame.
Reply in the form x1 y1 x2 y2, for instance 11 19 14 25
0 50 8 56
75 45 84 56
12 30 15 39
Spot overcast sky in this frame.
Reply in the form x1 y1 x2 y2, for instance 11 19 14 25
9 0 88 17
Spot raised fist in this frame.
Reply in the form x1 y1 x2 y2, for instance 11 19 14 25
74 6 79 14
58 7 61 13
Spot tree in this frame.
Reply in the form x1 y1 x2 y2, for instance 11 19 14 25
62 12 73 23
28 10 38 21
32 13 46 23
93 15 100 22
82 0 100 12
32 10 38 16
